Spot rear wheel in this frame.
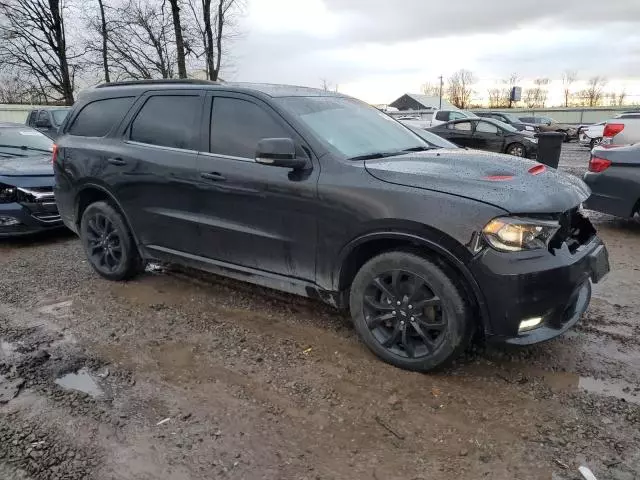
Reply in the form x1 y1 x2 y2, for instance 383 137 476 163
80 201 143 281
349 251 472 372
506 143 525 157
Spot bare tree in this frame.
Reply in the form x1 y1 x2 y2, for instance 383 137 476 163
167 0 187 78
0 0 79 104
616 89 627 106
185 0 242 80
446 69 476 109
562 70 577 107
524 78 549 108
101 0 176 80
97 0 110 82
421 82 440 96
585 76 607 107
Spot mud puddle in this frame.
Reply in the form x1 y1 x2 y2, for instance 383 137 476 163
54 368 104 399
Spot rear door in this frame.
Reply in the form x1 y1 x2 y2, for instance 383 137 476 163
444 120 474 147
194 92 319 281
472 120 504 153
114 91 206 253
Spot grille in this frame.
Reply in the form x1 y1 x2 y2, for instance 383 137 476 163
17 187 60 223
549 208 596 254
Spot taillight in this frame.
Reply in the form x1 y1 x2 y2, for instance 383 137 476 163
589 156 611 173
52 144 59 164
603 123 624 138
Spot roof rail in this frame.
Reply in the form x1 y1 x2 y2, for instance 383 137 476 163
96 79 219 88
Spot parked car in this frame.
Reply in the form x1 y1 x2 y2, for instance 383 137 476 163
579 122 605 149
407 126 459 149
518 116 578 142
428 118 538 158
601 113 640 146
583 143 640 218
54 80 608 372
0 123 62 237
476 111 537 132
25 108 70 140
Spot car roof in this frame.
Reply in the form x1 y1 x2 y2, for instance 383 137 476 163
90 79 342 98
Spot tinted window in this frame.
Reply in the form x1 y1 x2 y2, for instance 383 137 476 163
37 111 49 123
69 97 134 137
51 109 69 125
210 97 288 158
476 121 499 133
27 111 37 126
435 111 449 121
131 95 200 149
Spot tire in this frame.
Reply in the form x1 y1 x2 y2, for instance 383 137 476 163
80 201 143 281
349 251 473 372
589 137 602 149
506 143 525 157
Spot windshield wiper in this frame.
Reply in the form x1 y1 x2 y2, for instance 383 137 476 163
347 151 405 161
403 146 434 152
0 144 51 153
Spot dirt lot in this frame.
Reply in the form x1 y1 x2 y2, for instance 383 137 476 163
1 143 639 480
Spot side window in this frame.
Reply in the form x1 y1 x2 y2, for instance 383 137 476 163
37 111 49 123
452 121 472 131
27 111 37 126
130 95 200 149
476 121 499 134
435 111 449 121
210 97 289 159
69 97 134 137
450 111 466 121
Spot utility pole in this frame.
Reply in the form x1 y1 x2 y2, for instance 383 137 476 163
438 75 443 110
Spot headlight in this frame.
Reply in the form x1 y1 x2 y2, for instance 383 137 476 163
482 217 559 252
526 137 538 143
0 184 17 204
525 126 535 131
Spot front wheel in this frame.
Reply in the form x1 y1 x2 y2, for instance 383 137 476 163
349 251 472 372
506 143 525 157
80 201 143 281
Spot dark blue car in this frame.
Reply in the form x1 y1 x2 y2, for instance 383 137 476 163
0 123 63 237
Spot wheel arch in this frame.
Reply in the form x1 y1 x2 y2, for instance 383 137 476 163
333 229 490 333
74 183 142 248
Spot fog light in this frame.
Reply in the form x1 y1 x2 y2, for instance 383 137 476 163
519 316 543 332
0 216 21 226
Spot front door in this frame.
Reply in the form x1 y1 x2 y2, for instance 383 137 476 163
195 93 319 281
472 120 505 153
113 91 206 254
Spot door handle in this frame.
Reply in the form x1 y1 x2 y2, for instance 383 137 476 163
107 157 126 166
201 172 226 182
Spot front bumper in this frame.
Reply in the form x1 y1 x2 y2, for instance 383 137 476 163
470 236 608 344
0 202 63 237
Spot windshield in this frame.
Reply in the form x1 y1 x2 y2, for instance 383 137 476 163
51 109 69 125
500 112 522 123
278 96 425 159
489 119 518 133
0 127 53 158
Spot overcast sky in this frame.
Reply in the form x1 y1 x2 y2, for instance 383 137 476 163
231 0 640 105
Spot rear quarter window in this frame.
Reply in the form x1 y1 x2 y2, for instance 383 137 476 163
68 97 135 137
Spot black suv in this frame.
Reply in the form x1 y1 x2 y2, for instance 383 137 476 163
54 80 609 371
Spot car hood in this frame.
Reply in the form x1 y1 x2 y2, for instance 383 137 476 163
364 149 590 214
0 155 54 187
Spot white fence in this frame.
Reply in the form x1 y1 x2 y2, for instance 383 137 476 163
388 106 639 125
0 104 50 123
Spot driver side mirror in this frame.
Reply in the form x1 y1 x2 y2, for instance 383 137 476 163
255 138 308 169
35 118 52 128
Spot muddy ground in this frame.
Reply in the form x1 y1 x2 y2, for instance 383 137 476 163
1 143 639 480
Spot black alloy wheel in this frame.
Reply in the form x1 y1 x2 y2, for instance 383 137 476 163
363 270 446 359
350 251 472 371
85 212 123 273
80 201 143 281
